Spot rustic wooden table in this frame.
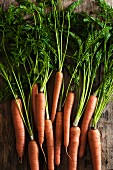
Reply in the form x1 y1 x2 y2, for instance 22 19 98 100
0 0 113 170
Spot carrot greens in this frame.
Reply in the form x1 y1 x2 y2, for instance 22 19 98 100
67 25 109 127
0 0 113 169
0 1 53 140
91 37 113 129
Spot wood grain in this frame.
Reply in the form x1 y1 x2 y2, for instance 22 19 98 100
0 0 113 170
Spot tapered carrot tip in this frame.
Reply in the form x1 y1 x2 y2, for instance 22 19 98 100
16 127 25 158
88 129 101 170
55 145 60 166
28 140 39 170
69 127 80 170
79 95 97 158
51 71 63 123
79 133 87 158
40 144 47 163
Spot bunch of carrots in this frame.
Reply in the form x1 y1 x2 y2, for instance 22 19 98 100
0 0 113 170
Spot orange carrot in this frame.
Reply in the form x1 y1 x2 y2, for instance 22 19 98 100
35 92 46 148
79 95 97 158
32 83 38 127
11 99 25 161
64 92 75 151
88 129 101 170
45 119 54 170
51 71 63 122
28 140 39 170
55 111 63 166
69 126 80 170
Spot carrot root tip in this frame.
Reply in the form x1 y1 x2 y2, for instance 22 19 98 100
66 147 72 160
40 144 47 163
18 156 22 164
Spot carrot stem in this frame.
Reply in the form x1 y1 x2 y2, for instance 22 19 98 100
12 69 33 138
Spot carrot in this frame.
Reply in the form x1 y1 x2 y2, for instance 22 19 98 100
55 111 63 166
88 129 101 170
35 92 45 148
69 126 80 170
28 140 39 170
45 119 54 170
79 95 97 158
11 99 25 162
32 83 38 127
51 71 63 122
64 92 75 151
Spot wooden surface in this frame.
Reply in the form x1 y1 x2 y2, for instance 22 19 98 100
0 0 113 170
